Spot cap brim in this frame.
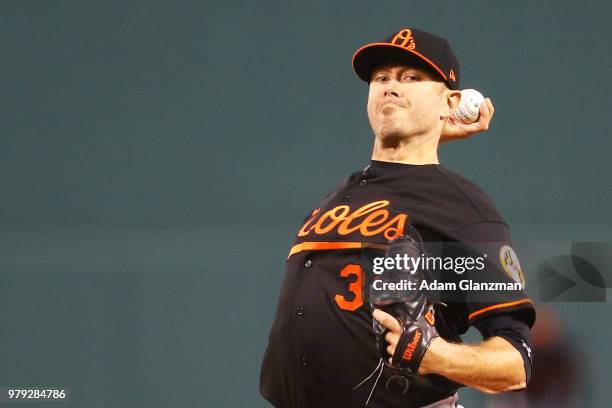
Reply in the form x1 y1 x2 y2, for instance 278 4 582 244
352 43 448 84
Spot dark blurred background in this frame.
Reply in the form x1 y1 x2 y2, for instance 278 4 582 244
1 0 610 406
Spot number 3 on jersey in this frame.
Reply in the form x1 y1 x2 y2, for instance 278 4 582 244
334 264 364 311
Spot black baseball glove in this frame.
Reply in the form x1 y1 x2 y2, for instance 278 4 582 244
358 228 440 400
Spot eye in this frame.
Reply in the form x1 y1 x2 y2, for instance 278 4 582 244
373 73 388 82
401 73 419 81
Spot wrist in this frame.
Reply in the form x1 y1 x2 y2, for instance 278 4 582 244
418 336 447 375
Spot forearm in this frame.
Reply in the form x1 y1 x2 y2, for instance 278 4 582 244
420 336 526 394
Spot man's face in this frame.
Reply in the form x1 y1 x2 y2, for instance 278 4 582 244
367 63 448 141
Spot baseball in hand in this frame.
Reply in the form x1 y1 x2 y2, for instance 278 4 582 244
452 89 485 123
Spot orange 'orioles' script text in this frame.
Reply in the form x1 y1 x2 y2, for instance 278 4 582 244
298 200 407 241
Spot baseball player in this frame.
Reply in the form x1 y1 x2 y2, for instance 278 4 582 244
260 27 535 408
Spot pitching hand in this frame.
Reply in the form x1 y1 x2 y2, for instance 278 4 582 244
440 97 495 143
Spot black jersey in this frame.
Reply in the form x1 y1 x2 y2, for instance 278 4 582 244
260 160 535 408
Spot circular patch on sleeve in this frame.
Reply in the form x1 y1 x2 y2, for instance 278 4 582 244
499 245 526 286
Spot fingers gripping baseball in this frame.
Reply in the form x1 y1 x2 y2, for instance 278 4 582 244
440 97 495 143
478 98 495 130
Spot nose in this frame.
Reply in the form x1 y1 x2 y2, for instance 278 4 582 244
384 89 400 97
383 83 400 98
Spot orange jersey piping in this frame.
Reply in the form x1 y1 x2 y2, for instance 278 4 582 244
468 298 534 321
288 241 386 258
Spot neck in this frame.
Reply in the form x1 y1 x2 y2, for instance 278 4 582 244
371 131 440 165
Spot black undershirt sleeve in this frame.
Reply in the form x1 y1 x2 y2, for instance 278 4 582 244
473 313 534 384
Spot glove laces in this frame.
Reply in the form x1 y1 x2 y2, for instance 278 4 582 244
353 358 385 406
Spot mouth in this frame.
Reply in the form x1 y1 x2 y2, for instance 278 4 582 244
381 101 404 108
380 103 403 115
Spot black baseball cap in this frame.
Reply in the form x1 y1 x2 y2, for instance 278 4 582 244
352 27 461 90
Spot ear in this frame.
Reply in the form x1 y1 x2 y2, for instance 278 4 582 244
440 89 461 119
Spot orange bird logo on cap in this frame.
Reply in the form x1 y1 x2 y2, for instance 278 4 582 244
391 29 416 50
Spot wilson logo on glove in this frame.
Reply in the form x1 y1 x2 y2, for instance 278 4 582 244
425 311 435 326
402 329 422 361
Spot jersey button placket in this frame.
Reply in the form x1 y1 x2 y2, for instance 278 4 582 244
299 260 310 368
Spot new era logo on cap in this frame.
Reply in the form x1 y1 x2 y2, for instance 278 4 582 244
352 27 461 90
